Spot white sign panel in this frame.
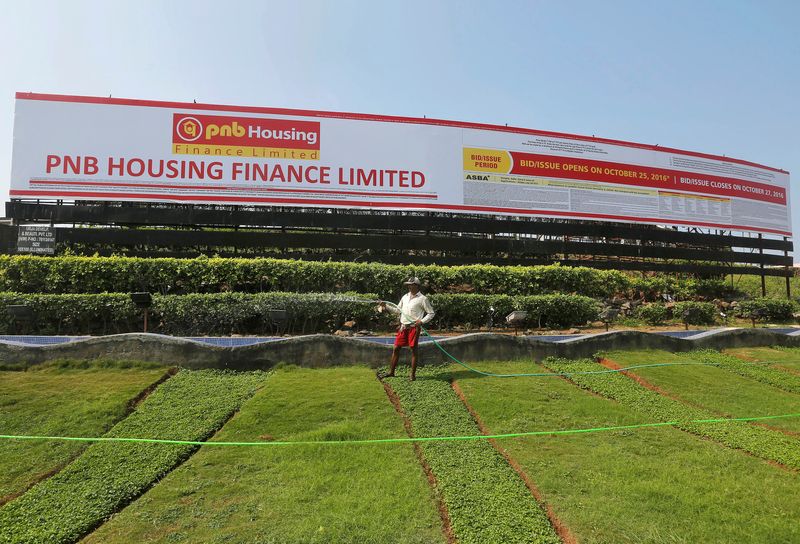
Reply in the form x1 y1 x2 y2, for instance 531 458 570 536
10 93 792 236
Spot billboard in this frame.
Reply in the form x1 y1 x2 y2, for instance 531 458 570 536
10 93 792 236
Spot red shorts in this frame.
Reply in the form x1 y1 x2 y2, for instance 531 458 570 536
394 325 421 348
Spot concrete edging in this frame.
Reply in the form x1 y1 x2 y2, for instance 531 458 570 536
2 328 798 370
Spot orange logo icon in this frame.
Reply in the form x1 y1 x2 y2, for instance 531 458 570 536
175 117 203 142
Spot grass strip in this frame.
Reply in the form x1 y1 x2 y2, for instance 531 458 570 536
84 367 444 544
454 361 800 544
386 370 562 544
713 349 800 394
3 413 800 446
605 350 800 434
0 369 267 544
541 358 800 470
728 347 800 377
0 362 168 503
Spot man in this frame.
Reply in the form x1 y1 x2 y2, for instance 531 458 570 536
379 277 435 381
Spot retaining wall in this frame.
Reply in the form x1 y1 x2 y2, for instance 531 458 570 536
2 328 799 369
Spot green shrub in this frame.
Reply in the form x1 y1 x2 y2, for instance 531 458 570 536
513 294 600 329
736 298 796 322
427 293 600 329
0 255 630 298
672 301 717 325
0 292 383 336
0 293 139 335
628 275 739 301
0 255 752 301
636 303 670 325
0 292 598 335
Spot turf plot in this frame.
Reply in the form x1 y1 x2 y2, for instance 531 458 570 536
454 361 800 544
604 350 800 434
0 369 265 544
84 367 446 544
0 361 168 503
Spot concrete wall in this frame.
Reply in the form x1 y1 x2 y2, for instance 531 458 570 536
2 329 799 370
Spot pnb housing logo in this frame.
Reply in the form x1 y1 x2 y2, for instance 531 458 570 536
172 113 320 159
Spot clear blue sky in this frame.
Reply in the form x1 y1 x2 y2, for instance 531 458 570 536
0 0 797 255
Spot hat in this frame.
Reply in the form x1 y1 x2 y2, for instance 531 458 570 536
403 277 421 285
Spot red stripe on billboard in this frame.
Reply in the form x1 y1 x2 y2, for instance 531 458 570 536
507 152 787 204
10 189 792 236
29 179 436 199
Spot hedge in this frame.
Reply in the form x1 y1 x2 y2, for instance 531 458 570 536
0 292 600 336
635 301 719 326
672 301 717 325
635 303 670 325
431 293 599 329
736 298 796 322
628 275 737 301
0 254 732 300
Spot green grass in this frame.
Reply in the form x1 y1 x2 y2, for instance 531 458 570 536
454 361 800 544
690 349 800 395
540 358 800 469
386 369 561 544
728 274 800 300
605 350 800 433
0 369 266 544
725 346 800 370
84 367 445 544
0 362 168 503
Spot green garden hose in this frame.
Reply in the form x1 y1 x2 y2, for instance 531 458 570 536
2 413 799 447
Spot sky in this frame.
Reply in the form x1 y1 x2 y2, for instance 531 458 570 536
0 0 797 256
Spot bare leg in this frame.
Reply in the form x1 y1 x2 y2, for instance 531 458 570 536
388 346 400 377
410 347 418 381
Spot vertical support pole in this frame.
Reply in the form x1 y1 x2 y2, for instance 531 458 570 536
143 309 149 333
785 236 792 299
758 234 766 297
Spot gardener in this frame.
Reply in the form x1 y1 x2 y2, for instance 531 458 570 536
379 277 435 381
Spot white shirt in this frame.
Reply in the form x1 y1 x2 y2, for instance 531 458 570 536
393 292 435 326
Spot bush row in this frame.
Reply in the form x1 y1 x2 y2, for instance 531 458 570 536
386 371 561 544
0 369 267 544
635 299 797 326
635 302 718 326
542 358 800 469
0 255 736 300
0 292 600 336
736 298 796 321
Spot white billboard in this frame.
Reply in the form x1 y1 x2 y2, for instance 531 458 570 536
10 93 792 236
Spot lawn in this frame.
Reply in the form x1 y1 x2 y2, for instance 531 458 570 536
540 358 800 469
0 369 266 544
728 274 800 300
454 361 800 544
725 346 800 370
84 366 445 544
3 357 799 543
0 361 168 503
386 370 561 544
605 350 800 433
